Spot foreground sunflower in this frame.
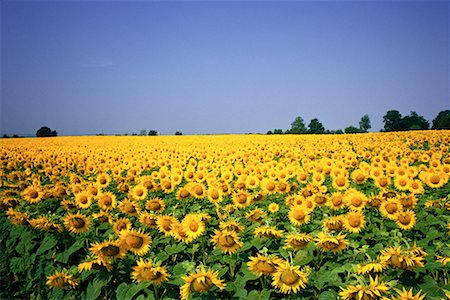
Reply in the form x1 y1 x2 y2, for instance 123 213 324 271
254 225 284 239
283 233 314 250
97 192 117 211
181 214 205 241
63 212 91 234
46 269 78 289
271 260 309 294
180 266 226 300
78 255 113 272
315 231 348 253
394 210 416 231
119 228 152 256
339 276 390 300
392 287 426 300
211 230 243 254
342 210 366 233
131 259 170 284
89 240 127 261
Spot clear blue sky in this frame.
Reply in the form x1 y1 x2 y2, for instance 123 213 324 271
1 0 449 136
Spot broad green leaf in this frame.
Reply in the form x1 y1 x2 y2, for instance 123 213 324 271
36 235 58 255
318 290 338 300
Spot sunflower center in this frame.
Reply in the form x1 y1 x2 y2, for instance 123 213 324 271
136 189 144 197
430 175 440 185
189 221 199 232
398 179 407 187
315 195 326 205
236 182 245 190
148 201 161 211
71 217 86 229
348 215 360 227
290 239 307 248
280 269 300 285
267 182 276 191
378 178 388 187
355 174 365 182
101 245 120 257
278 183 287 191
102 196 112 206
293 210 305 221
210 190 219 199
398 214 411 225
385 203 398 214
194 186 203 196
332 196 343 206
237 194 247 204
29 190 39 199
191 276 213 293
390 254 402 268
79 195 88 204
163 181 172 189
255 261 276 274
351 197 362 207
336 177 346 187
99 177 107 185
218 235 236 247
141 268 161 281
116 222 128 231
180 189 190 198
124 203 136 213
126 235 144 248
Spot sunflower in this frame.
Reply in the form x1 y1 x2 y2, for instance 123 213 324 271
6 208 29 225
379 246 425 270
22 185 43 203
89 240 127 260
29 216 63 232
171 222 192 243
96 172 112 188
351 169 368 185
332 175 349 190
46 269 78 289
356 259 388 275
211 230 243 254
119 228 151 256
118 198 140 217
260 178 278 195
176 186 191 200
374 176 392 190
328 192 346 210
322 216 344 232
156 215 179 236
160 179 175 194
145 198 165 213
392 287 426 300
190 183 207 199
247 254 283 277
131 259 170 284
181 214 205 241
231 190 252 209
344 189 368 211
180 266 226 300
78 255 113 272
342 210 366 233
130 184 148 201
408 180 424 194
75 191 93 210
394 210 416 231
283 233 314 250
424 171 448 189
245 207 267 223
394 175 411 191
379 197 403 220
272 260 309 294
219 220 244 233
315 231 348 253
288 206 311 226
139 212 158 229
113 217 132 235
63 212 91 234
207 187 223 204
339 276 390 300
254 225 284 239
436 255 450 266
97 192 117 211
268 202 280 213
245 175 260 189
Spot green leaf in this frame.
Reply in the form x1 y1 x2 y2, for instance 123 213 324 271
36 235 58 255
86 278 108 299
55 240 84 264
116 282 130 299
318 290 338 300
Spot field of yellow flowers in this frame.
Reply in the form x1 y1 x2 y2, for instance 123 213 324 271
1 131 450 299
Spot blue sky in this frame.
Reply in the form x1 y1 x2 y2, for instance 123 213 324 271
1 0 449 135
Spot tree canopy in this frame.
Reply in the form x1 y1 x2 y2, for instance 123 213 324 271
432 110 450 129
288 116 307 134
36 126 57 137
359 114 371 132
307 118 325 134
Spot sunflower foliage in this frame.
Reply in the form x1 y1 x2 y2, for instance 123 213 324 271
1 131 450 299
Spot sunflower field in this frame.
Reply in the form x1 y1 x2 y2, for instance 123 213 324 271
1 131 450 299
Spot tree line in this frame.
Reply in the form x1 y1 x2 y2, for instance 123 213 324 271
268 109 450 135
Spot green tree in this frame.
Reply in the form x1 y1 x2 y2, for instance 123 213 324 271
139 129 147 136
289 116 307 134
383 110 403 131
148 130 158 136
36 126 57 137
401 111 429 130
175 131 183 135
266 130 273 135
273 129 283 134
307 118 325 134
359 114 371 132
432 110 450 129
345 126 364 133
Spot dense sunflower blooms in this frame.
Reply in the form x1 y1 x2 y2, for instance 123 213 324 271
113 217 132 235
156 215 179 236
219 220 244 233
145 198 165 213
23 184 44 203
271 260 309 294
379 246 425 270
379 197 403 220
245 207 267 223
247 253 284 277
356 260 388 275
131 259 170 284
180 266 226 300
78 255 113 272
268 202 279 213
74 191 93 209
315 231 348 253
211 230 243 254
118 198 140 217
46 269 78 289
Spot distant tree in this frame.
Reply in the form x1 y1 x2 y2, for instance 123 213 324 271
345 126 364 133
175 131 183 135
12 134 19 138
289 116 307 134
359 114 371 132
273 129 283 134
400 111 429 130
267 130 273 135
335 129 344 134
148 130 158 136
2 134 9 138
383 110 403 131
307 118 325 134
132 133 138 136
432 110 450 129
140 129 147 136
36 126 57 137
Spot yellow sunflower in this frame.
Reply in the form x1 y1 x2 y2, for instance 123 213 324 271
78 255 113 272
113 217 132 235
356 260 388 275
89 240 127 261
315 231 348 253
374 175 392 190
211 230 243 254
176 186 191 200
394 210 416 231
131 259 170 284
339 276 390 300
190 182 207 199
392 287 426 300
288 206 311 226
180 266 226 300
119 228 152 256
344 189 368 211
74 191 93 210
156 215 179 236
268 202 280 213
379 197 403 220
271 260 309 294
254 225 284 239
232 190 252 209
245 207 267 223
260 178 278 195
96 172 112 188
342 210 366 233
130 184 148 201
145 198 165 213
46 269 78 289
63 212 91 234
283 233 314 250
219 220 244 233
181 214 205 241
118 198 140 217
247 253 283 277
139 212 158 229
332 175 349 190
97 192 117 211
